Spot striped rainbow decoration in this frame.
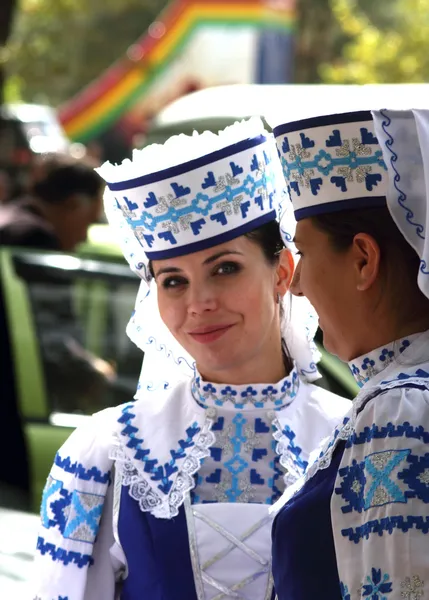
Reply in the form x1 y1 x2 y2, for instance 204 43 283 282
59 0 296 143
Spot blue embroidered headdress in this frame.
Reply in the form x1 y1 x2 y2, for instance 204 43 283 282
98 118 322 394
98 118 278 260
273 111 388 221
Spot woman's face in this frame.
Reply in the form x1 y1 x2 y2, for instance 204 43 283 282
291 218 360 361
152 236 292 382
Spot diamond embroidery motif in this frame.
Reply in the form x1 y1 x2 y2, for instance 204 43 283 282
401 575 424 600
225 455 249 476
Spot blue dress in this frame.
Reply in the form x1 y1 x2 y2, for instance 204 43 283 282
272 442 344 599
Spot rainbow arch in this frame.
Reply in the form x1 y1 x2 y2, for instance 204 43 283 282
59 0 296 143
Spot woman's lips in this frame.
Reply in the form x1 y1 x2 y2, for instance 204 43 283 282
188 324 234 344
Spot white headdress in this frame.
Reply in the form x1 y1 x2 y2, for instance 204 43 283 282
273 108 429 302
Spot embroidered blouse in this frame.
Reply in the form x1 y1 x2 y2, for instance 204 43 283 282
192 368 300 505
272 329 429 600
31 368 350 600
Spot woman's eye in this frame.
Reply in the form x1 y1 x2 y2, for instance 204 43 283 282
215 261 241 275
161 277 187 289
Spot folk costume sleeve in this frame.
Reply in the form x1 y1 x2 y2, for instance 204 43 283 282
31 407 121 600
332 385 429 600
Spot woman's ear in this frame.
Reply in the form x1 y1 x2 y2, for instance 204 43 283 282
352 233 381 291
276 249 295 297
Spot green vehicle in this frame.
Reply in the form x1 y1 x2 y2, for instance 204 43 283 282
0 87 363 513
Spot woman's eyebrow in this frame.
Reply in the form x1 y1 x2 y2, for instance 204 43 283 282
154 250 243 277
203 250 243 265
154 266 182 278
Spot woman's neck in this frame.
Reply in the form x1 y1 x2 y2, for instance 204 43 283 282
198 346 289 386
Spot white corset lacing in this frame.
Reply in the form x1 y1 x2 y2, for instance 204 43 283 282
184 497 274 600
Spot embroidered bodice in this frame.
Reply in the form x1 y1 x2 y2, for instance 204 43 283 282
191 367 300 505
348 334 418 388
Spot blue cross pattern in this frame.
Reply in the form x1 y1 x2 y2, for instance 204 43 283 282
63 489 104 544
364 449 410 510
120 169 274 236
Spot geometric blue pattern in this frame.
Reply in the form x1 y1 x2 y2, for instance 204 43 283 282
194 369 299 410
335 459 366 514
40 476 104 545
399 452 429 503
362 568 392 599
349 337 412 388
364 449 410 509
279 127 386 200
342 514 429 544
118 403 201 494
194 411 285 505
63 490 104 543
36 536 93 568
335 447 429 515
121 168 273 237
54 454 111 484
346 421 429 448
104 135 281 261
280 425 309 472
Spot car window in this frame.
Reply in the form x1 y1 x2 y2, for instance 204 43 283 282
13 253 142 416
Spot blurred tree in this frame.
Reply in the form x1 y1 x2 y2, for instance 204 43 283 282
0 0 18 105
321 0 429 83
5 0 167 106
294 0 401 83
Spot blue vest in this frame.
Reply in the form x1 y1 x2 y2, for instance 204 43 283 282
118 485 198 600
271 442 345 600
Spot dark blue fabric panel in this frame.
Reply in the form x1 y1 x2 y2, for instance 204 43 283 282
118 486 198 600
272 442 345 600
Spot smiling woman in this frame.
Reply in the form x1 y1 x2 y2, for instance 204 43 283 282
30 118 350 600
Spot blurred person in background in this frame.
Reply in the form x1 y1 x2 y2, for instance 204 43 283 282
0 154 103 250
0 170 11 205
0 154 115 414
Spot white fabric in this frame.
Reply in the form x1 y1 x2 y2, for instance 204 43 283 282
186 502 273 600
30 376 350 599
372 109 429 300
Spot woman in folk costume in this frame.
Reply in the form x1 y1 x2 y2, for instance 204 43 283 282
31 118 349 600
271 109 429 599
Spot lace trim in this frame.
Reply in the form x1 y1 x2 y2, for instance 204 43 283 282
111 411 216 519
271 417 305 487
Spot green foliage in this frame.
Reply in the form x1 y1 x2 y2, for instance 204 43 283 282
321 0 429 83
6 0 167 106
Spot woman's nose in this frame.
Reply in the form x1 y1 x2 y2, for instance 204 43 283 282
187 285 218 315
